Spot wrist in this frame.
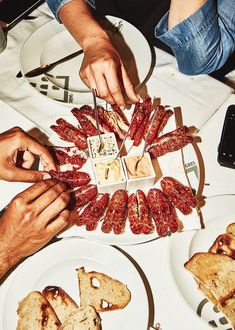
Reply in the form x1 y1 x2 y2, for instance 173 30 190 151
80 33 110 52
0 228 22 279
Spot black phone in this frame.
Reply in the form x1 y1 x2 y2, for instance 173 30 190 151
218 104 235 169
0 0 44 30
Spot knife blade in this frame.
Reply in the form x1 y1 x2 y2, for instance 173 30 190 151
24 49 84 78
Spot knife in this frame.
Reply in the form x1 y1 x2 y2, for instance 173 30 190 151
23 49 84 78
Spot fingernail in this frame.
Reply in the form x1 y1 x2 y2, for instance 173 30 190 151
120 105 125 111
43 173 51 179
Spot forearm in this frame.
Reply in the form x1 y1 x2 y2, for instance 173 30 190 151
168 0 206 30
59 0 109 51
0 231 21 280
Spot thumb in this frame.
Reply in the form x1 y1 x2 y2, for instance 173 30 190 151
6 166 51 183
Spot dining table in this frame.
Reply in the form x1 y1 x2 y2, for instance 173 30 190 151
0 2 235 330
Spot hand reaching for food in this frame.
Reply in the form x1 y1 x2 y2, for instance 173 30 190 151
80 37 139 108
58 0 138 109
0 127 56 182
0 179 70 280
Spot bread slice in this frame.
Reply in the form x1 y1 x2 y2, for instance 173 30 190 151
209 223 235 259
185 253 235 303
198 282 235 329
59 305 101 330
17 291 61 330
42 286 78 325
77 267 131 312
227 223 235 236
185 252 235 329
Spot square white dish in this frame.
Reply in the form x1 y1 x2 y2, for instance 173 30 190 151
92 157 126 195
87 132 119 161
121 152 156 193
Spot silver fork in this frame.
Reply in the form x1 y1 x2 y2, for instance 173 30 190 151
112 110 137 162
92 88 105 154
135 107 158 171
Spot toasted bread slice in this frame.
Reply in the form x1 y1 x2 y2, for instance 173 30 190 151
59 305 101 330
77 267 131 312
42 286 78 325
209 223 235 259
185 252 235 329
198 281 235 329
185 253 235 303
227 223 235 236
17 291 61 330
197 281 218 306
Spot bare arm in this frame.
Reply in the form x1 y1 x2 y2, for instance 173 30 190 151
168 0 206 30
59 0 138 108
59 0 107 50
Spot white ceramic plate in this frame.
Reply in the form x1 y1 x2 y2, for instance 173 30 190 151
168 194 235 330
49 111 201 245
20 16 153 105
3 238 149 330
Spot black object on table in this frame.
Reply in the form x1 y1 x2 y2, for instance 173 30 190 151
0 0 45 30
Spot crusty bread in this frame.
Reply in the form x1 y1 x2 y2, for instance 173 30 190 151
197 282 218 306
227 223 235 236
42 286 78 325
17 291 61 330
185 252 235 328
59 305 101 330
185 253 235 303
209 223 235 259
77 267 131 312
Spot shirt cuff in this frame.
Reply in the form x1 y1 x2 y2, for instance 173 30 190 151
155 0 217 48
48 0 96 22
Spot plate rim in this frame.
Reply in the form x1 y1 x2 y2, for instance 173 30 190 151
167 194 235 330
3 237 149 330
19 15 153 105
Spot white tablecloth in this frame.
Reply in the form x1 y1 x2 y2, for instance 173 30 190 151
0 3 235 330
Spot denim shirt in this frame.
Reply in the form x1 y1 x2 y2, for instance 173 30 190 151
156 0 235 75
46 0 235 75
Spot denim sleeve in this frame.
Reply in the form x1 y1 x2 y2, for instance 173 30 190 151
46 0 96 22
155 0 235 75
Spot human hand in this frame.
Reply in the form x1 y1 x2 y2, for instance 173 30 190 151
0 179 70 270
80 36 139 108
0 127 56 182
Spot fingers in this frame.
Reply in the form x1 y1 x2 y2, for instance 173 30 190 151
94 74 116 106
33 182 68 214
46 209 70 236
5 127 56 171
120 63 139 103
52 209 76 236
4 164 51 183
96 68 138 109
38 191 70 226
23 135 56 171
80 48 138 108
21 151 35 169
102 66 126 108
13 179 59 203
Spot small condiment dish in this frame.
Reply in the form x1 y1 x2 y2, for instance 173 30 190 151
87 133 119 161
93 157 126 195
121 152 156 192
